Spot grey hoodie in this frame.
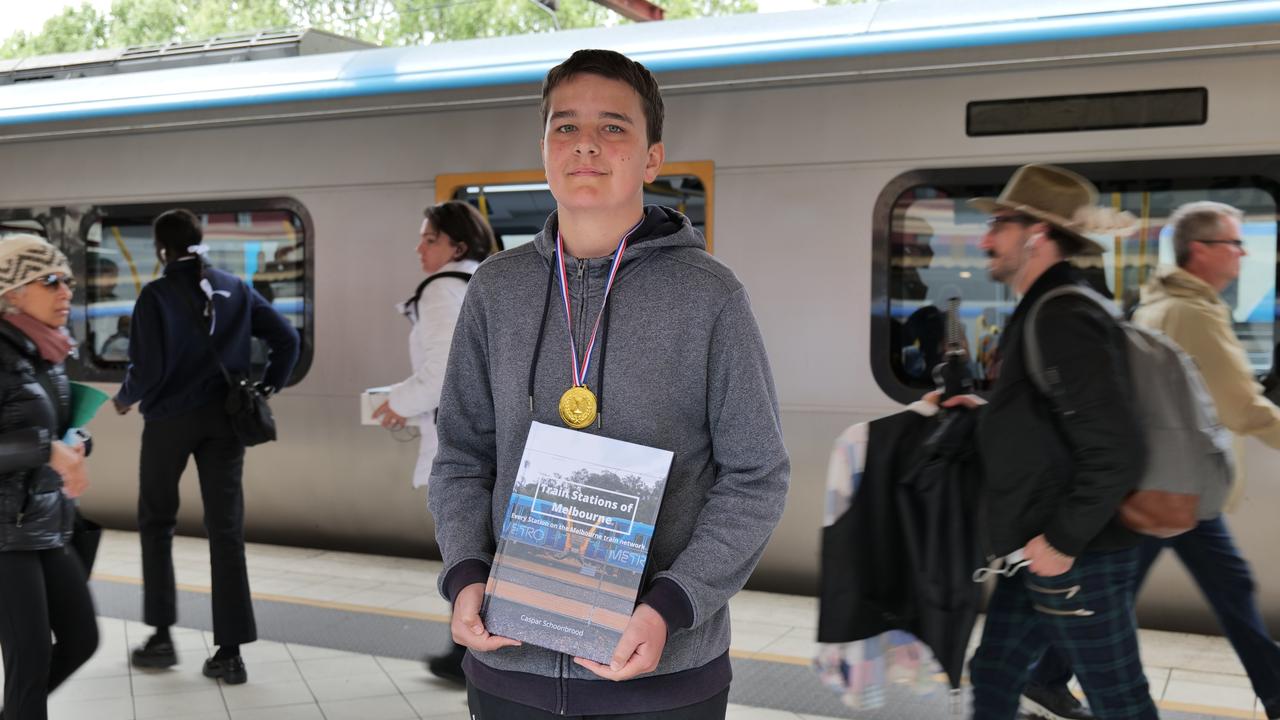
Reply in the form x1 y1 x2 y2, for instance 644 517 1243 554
429 206 790 714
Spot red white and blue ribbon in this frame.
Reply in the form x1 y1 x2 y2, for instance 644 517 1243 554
555 219 643 387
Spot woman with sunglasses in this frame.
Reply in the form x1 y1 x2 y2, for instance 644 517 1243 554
371 201 495 681
0 235 97 720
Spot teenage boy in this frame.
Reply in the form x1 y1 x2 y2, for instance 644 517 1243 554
428 49 791 719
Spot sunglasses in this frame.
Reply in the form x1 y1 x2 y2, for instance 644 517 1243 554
1193 238 1245 249
34 274 76 291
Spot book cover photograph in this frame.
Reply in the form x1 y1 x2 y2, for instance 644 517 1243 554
482 421 674 664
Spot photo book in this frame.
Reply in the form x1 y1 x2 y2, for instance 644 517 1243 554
482 421 674 664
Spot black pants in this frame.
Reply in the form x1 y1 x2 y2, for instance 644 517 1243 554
466 684 729 719
138 400 256 646
0 547 99 720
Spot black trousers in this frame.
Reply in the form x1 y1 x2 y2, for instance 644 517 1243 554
138 400 256 646
466 684 729 719
0 547 99 720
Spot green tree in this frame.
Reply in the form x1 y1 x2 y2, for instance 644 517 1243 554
1 0 762 60
663 0 757 19
1 3 109 58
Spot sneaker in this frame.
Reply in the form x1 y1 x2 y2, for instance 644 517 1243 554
425 644 466 684
130 635 177 669
1020 684 1095 720
202 654 247 685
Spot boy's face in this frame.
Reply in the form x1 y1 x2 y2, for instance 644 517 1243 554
541 73 664 219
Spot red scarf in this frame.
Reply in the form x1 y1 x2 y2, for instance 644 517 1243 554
4 313 74 364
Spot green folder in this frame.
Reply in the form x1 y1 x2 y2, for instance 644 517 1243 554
65 382 111 444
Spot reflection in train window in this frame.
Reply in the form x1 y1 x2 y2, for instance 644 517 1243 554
437 162 714 252
87 207 308 383
886 174 1278 393
0 220 46 240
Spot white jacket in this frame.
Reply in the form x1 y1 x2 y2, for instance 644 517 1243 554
389 259 480 487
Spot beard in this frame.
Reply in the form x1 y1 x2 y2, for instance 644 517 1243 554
986 250 1011 283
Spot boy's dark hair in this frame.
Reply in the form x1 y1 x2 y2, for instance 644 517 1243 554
153 209 203 261
541 49 664 145
425 201 497 263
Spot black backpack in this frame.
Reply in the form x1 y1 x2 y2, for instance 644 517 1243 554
402 271 472 323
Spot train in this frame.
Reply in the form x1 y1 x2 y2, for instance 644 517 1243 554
1 0 1278 634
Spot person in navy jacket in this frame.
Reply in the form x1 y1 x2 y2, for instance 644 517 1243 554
113 209 299 686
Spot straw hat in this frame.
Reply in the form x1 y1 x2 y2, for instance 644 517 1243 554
968 164 1135 255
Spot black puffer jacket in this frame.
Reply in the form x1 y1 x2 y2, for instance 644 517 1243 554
0 319 74 552
978 262 1144 559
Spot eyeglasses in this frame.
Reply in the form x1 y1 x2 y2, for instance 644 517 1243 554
1194 238 1245 248
34 274 76 291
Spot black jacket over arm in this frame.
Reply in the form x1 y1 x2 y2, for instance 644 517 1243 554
0 320 73 552
979 261 1145 558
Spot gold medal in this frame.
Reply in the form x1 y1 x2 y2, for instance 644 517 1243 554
558 385 598 429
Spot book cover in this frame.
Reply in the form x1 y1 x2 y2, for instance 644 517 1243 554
482 421 674 665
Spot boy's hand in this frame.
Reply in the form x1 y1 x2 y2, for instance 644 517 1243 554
450 583 521 652
574 604 667 681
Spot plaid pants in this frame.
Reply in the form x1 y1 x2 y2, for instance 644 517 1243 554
970 547 1157 720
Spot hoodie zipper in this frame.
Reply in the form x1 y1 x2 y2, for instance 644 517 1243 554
557 653 568 715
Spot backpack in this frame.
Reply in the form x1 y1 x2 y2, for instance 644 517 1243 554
401 270 472 324
1023 285 1234 538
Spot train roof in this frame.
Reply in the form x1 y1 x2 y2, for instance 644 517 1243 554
1 0 1277 129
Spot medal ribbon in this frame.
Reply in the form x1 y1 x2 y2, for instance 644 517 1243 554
556 219 643 387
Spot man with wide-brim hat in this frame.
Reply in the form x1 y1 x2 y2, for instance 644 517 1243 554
968 163 1137 288
941 164 1157 720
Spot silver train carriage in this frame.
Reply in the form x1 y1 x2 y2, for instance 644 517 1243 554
0 0 1277 634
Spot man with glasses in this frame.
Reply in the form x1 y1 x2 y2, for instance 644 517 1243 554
1025 201 1280 720
943 163 1157 720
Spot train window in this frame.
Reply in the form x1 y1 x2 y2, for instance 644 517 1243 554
967 88 1207 137
873 160 1280 404
436 161 715 252
77 199 313 385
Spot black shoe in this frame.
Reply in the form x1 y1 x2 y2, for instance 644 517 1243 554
1020 684 1095 720
203 655 247 685
425 644 466 684
130 635 177 669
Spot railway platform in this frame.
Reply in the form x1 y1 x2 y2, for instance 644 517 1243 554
10 530 1269 720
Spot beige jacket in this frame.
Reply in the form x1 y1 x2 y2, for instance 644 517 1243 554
1132 266 1280 507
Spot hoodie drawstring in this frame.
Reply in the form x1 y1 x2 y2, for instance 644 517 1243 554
528 258 614 428
528 263 556 413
